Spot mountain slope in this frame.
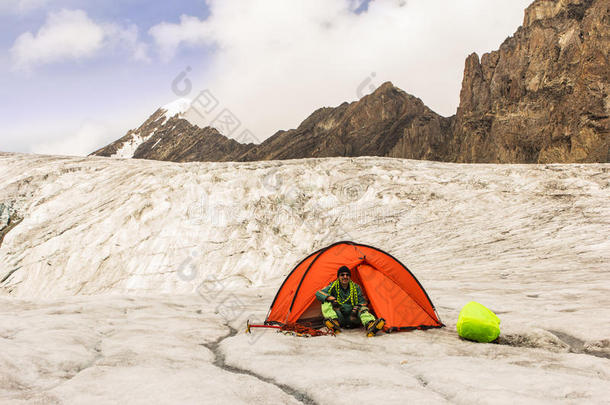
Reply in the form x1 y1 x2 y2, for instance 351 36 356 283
1 151 608 301
238 82 452 161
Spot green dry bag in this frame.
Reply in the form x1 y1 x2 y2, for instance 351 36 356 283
456 301 500 343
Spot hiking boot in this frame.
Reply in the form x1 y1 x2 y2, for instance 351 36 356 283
366 318 385 337
324 318 341 334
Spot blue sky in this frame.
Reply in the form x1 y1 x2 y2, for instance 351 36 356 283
1 0 213 154
1 0 531 156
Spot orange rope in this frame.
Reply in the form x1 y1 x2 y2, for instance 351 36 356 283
280 322 334 337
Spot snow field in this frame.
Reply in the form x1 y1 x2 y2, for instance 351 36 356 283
0 152 608 403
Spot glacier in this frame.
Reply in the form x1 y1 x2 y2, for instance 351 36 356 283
0 152 608 404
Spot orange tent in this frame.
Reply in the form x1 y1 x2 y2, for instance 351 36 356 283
265 241 443 332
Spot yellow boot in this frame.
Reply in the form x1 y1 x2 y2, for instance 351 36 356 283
324 318 341 334
366 318 385 337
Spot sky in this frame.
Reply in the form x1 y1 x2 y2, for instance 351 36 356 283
0 0 533 156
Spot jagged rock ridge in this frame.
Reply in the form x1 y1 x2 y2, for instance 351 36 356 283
92 83 451 162
91 104 253 162
92 0 608 163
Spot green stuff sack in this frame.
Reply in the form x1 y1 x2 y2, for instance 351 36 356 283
456 301 500 343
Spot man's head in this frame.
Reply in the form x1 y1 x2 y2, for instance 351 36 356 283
337 266 351 288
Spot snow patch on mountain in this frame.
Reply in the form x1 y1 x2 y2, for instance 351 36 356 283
110 129 156 158
150 138 162 149
161 98 192 121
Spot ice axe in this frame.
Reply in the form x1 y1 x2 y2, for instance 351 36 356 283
245 319 281 333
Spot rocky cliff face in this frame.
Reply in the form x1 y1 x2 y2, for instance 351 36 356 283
452 0 608 163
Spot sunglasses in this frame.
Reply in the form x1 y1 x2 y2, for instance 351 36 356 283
339 273 351 277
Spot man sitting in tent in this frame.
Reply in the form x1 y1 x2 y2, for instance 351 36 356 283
315 266 385 336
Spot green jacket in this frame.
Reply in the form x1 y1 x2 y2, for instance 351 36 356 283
315 280 367 313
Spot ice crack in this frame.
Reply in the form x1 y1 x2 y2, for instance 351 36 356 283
415 374 455 403
202 325 318 405
548 330 610 359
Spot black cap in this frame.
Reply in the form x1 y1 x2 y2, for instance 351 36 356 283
337 266 351 277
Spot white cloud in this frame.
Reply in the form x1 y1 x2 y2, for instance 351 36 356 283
11 9 104 71
149 0 532 141
10 9 149 72
149 15 213 61
104 23 151 63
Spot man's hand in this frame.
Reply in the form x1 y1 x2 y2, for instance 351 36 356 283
327 296 341 308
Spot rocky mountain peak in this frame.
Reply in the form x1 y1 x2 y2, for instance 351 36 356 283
523 0 593 27
452 0 607 163
234 81 451 162
370 80 399 94
90 99 252 162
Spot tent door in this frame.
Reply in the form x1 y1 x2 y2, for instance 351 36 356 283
297 300 323 328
